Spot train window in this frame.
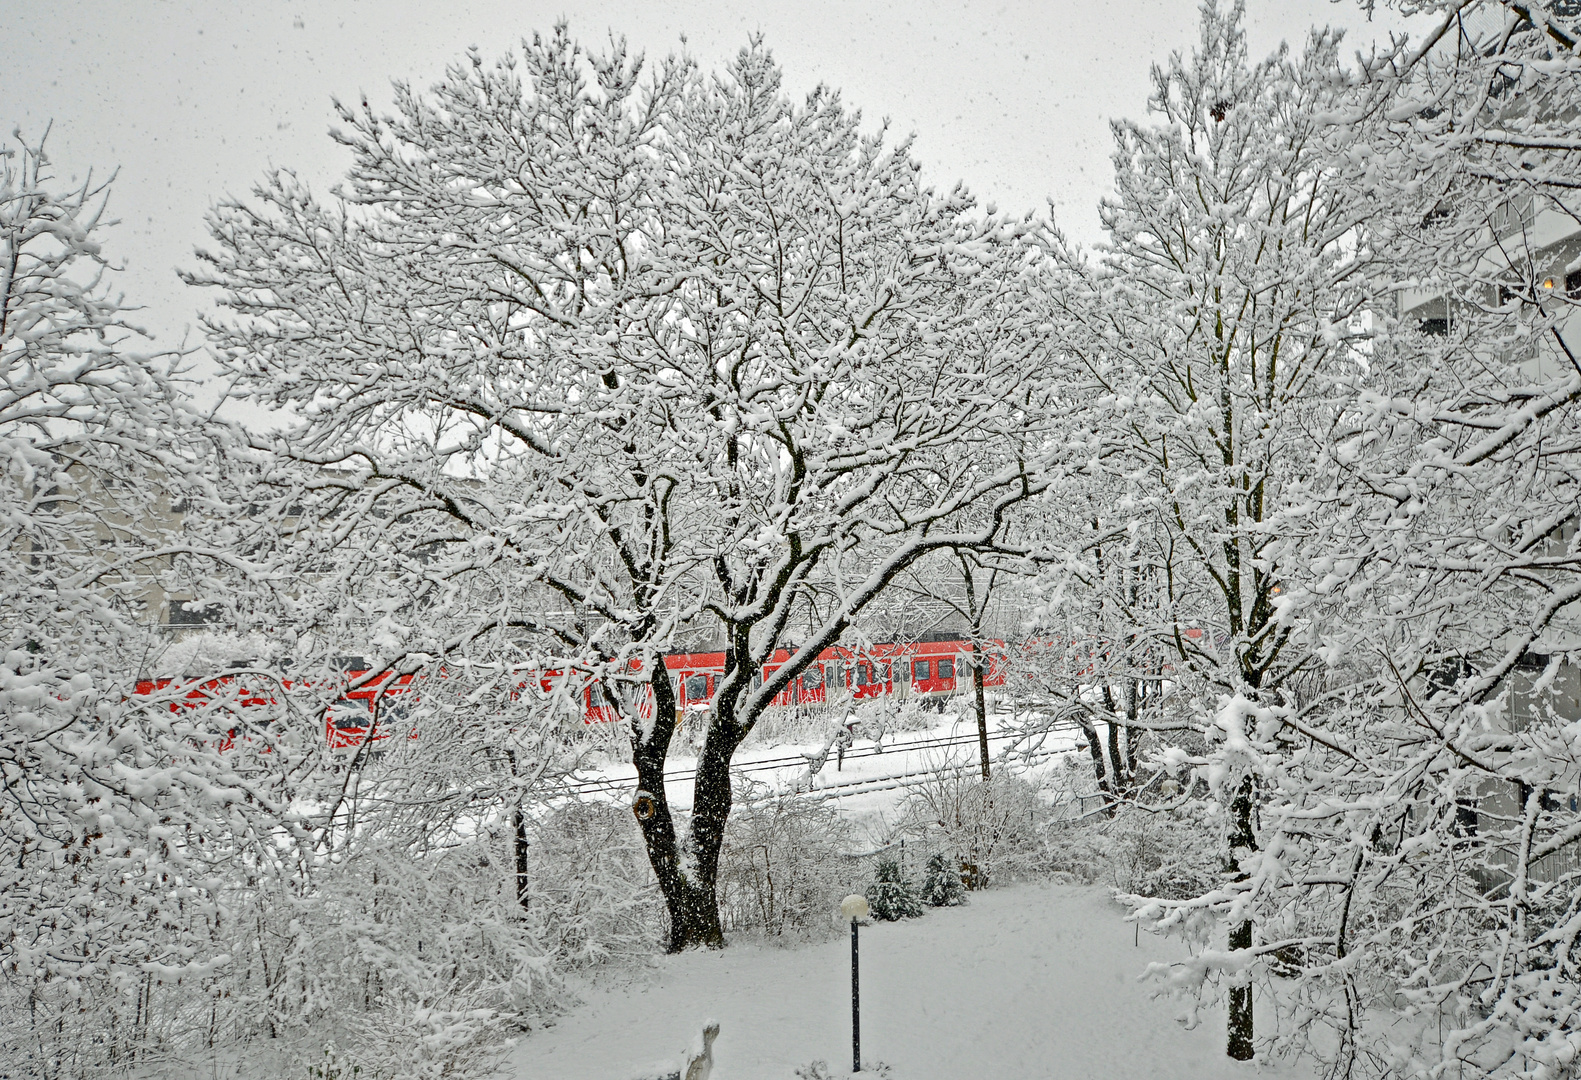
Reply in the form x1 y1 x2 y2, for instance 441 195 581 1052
912 659 930 681
937 658 955 679
801 666 823 689
831 663 845 687
856 665 870 686
685 674 708 701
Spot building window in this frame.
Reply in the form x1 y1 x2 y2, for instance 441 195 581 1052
169 600 222 627
1491 194 1536 237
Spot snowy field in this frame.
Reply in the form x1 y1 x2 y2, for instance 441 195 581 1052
505 883 1315 1080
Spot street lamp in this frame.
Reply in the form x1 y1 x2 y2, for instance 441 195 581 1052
840 894 870 1073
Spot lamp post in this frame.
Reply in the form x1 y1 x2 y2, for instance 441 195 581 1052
840 894 869 1073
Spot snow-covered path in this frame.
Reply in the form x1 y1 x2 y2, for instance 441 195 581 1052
504 883 1314 1080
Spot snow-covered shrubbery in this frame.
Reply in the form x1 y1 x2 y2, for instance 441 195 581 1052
221 838 552 1080
741 701 853 750
743 696 934 757
920 853 968 907
530 799 667 967
1045 804 1222 900
716 781 859 940
897 760 1052 889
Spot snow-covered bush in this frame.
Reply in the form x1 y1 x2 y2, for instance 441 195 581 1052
218 837 550 1079
898 760 1051 889
741 700 848 750
530 799 666 966
1045 805 1221 900
717 781 857 940
882 698 940 736
865 859 923 921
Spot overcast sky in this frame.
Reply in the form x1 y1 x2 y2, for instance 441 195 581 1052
3 0 1418 353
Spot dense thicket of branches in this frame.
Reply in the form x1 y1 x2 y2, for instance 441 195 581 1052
1018 3 1581 1074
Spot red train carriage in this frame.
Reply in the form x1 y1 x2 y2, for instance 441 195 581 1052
132 667 420 754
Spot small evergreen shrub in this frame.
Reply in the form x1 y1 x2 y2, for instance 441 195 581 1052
920 853 967 907
866 858 923 920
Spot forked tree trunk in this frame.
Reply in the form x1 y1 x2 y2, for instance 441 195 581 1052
1076 714 1116 811
628 663 738 951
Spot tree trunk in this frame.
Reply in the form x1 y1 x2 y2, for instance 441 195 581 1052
1227 917 1254 1060
1227 774 1257 1060
1077 715 1113 808
1098 683 1129 796
1123 676 1141 778
971 641 990 781
504 747 529 913
1106 719 1125 796
512 804 530 913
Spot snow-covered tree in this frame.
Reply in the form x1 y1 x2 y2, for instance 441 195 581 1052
0 133 306 1075
188 30 1060 951
1040 3 1581 1073
1032 3 1400 1060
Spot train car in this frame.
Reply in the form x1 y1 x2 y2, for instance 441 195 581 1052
132 673 283 752
672 636 1005 714
327 669 418 751
132 666 419 755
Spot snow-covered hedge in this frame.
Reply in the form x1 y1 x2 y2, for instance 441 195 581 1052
897 763 1053 889
716 780 860 940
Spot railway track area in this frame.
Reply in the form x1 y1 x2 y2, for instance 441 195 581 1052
560 721 1081 806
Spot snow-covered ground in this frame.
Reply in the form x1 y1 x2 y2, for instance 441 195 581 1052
504 883 1315 1080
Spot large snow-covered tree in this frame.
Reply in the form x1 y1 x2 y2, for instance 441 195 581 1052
189 31 1060 950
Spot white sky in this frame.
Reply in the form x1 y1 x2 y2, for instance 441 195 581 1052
2 0 1419 352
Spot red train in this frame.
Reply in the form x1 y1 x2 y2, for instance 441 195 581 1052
620 637 1004 724
133 636 1003 752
